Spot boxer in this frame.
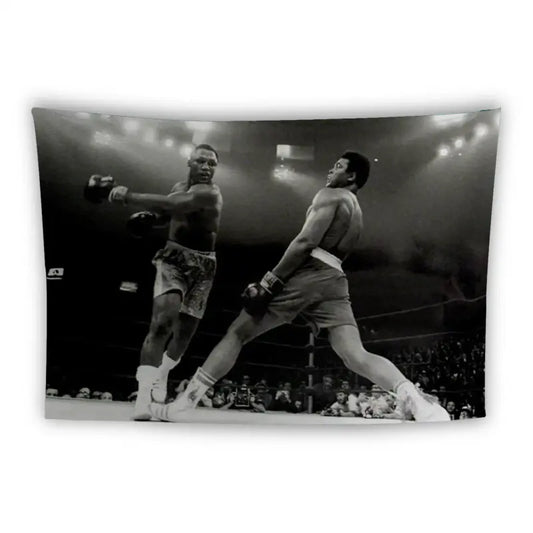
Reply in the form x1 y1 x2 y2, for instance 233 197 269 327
85 144 222 420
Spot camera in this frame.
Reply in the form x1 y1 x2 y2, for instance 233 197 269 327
234 385 251 408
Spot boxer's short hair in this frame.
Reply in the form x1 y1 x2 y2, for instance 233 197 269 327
342 151 370 189
194 143 219 161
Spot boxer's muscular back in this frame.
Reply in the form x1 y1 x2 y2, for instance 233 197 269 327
167 181 222 251
309 188 363 260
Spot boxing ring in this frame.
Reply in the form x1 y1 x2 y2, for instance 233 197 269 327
45 294 485 424
45 397 401 424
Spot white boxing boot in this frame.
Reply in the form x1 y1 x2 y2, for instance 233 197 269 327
150 367 215 422
133 365 159 421
396 381 450 422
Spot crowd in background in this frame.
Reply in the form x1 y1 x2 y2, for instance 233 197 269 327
46 332 485 420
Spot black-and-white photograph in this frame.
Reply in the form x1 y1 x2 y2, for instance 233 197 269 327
34 108 499 425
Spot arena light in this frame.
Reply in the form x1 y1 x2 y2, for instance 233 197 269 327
93 131 112 146
454 138 465 149
276 144 314 161
123 119 140 134
432 113 469 127
474 123 489 138
438 145 450 157
179 143 194 158
164 137 175 148
272 165 292 181
373 158 379 162
185 121 214 132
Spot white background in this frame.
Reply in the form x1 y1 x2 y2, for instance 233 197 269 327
2 1 532 532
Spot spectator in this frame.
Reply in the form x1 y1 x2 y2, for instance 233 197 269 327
219 391 236 410
417 370 430 389
446 400 457 420
366 385 391 418
311 375 337 412
79 387 91 399
212 390 227 408
459 405 473 420
46 388 59 397
275 382 293 404
293 381 308 403
347 390 362 416
358 384 369 397
339 380 351 393
249 392 267 413
92 391 102 400
290 399 306 413
254 378 269 390
321 392 354 417
254 384 273 410
101 392 113 401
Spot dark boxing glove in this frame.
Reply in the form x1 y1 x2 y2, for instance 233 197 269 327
127 211 170 238
241 271 284 318
127 211 157 238
84 175 116 204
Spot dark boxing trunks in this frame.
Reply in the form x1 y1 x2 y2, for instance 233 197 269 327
263 248 357 334
152 240 216 319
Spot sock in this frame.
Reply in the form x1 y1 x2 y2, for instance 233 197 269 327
158 351 180 378
178 367 216 408
394 380 414 397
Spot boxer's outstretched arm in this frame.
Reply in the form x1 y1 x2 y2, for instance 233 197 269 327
272 189 338 280
118 184 221 215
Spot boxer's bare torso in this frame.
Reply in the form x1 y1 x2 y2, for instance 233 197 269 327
168 181 222 251
305 187 362 261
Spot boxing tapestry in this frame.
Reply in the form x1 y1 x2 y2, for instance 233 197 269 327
34 108 499 424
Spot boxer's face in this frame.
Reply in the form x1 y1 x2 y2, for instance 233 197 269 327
326 157 354 188
336 392 347 403
188 148 218 184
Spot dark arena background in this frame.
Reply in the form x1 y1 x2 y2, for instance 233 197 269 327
34 108 499 422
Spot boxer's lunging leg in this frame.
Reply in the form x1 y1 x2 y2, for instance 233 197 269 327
202 312 269 379
328 325 449 421
328 325 406 392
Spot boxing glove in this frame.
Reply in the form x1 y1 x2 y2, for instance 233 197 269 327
241 271 284 318
84 175 116 203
